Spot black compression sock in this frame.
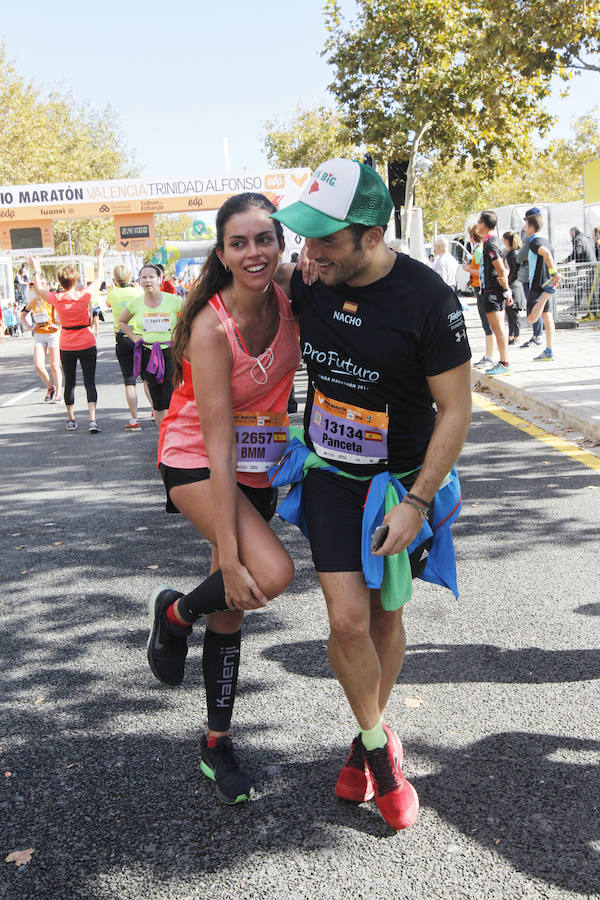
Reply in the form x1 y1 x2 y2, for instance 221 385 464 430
177 570 228 624
203 628 241 733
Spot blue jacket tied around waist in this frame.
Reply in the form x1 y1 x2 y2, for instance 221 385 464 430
268 434 462 611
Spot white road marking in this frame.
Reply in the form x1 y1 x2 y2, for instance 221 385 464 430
1 387 39 408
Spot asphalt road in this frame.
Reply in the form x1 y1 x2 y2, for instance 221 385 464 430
1 325 599 900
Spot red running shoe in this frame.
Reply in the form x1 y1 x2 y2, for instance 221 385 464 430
335 735 374 802
363 724 419 830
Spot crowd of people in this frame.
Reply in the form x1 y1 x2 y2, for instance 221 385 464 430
427 209 600 377
457 207 561 375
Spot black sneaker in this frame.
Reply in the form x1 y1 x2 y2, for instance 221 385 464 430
200 734 254 805
146 584 189 685
520 337 541 348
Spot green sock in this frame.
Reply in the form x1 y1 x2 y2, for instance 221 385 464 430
360 721 386 751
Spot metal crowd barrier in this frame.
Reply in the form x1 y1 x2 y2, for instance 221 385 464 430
553 260 600 326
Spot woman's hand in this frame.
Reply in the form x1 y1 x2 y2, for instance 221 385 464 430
96 238 108 258
25 254 39 275
221 560 269 611
298 245 319 285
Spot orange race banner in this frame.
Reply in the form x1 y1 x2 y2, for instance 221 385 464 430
0 172 311 221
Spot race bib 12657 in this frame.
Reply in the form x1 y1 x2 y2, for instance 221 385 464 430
235 411 290 472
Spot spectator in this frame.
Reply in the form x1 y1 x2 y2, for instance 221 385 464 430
14 265 29 306
465 225 495 368
475 210 512 376
524 212 560 360
562 226 596 316
432 236 459 288
502 232 525 344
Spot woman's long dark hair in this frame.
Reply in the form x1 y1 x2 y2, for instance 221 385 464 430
171 192 284 384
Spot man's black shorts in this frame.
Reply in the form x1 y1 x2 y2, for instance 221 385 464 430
302 467 432 576
528 289 554 315
482 289 505 313
159 463 277 521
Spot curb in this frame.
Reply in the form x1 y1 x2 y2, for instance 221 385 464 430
471 372 600 444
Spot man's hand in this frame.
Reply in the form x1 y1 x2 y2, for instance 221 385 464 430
371 502 424 557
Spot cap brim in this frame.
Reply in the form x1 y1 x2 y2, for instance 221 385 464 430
271 201 348 238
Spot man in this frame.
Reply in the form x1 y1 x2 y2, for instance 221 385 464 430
519 207 541 348
474 210 513 376
432 236 459 288
272 159 472 830
562 226 596 318
524 211 560 361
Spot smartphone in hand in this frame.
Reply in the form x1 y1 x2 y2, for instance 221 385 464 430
370 525 389 552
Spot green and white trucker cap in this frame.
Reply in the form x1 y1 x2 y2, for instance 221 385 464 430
272 158 394 238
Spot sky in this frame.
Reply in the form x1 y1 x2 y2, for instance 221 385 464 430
2 0 598 182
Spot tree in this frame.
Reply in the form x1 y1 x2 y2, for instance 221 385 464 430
0 44 137 257
263 104 361 170
417 110 600 234
323 0 554 241
484 0 600 75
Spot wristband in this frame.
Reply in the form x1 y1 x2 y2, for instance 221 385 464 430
503 289 512 298
405 492 431 513
401 496 428 521
548 268 557 276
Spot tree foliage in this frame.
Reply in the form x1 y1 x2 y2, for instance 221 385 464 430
263 105 360 170
0 44 137 257
322 0 579 239
417 110 600 234
484 0 600 75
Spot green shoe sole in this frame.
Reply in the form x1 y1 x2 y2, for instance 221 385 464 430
200 759 252 805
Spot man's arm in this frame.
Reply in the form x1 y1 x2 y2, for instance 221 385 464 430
492 257 509 291
376 361 472 556
537 244 561 287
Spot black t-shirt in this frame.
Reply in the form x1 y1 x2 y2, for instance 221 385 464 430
528 234 554 293
481 234 504 294
291 254 471 476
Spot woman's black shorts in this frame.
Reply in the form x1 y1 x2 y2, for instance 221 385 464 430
302 467 431 576
115 331 136 386
159 463 278 522
142 345 175 412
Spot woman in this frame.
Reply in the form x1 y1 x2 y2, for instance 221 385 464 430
465 225 495 368
26 241 106 432
147 193 299 805
502 231 526 344
20 277 62 402
105 265 146 430
118 263 182 428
